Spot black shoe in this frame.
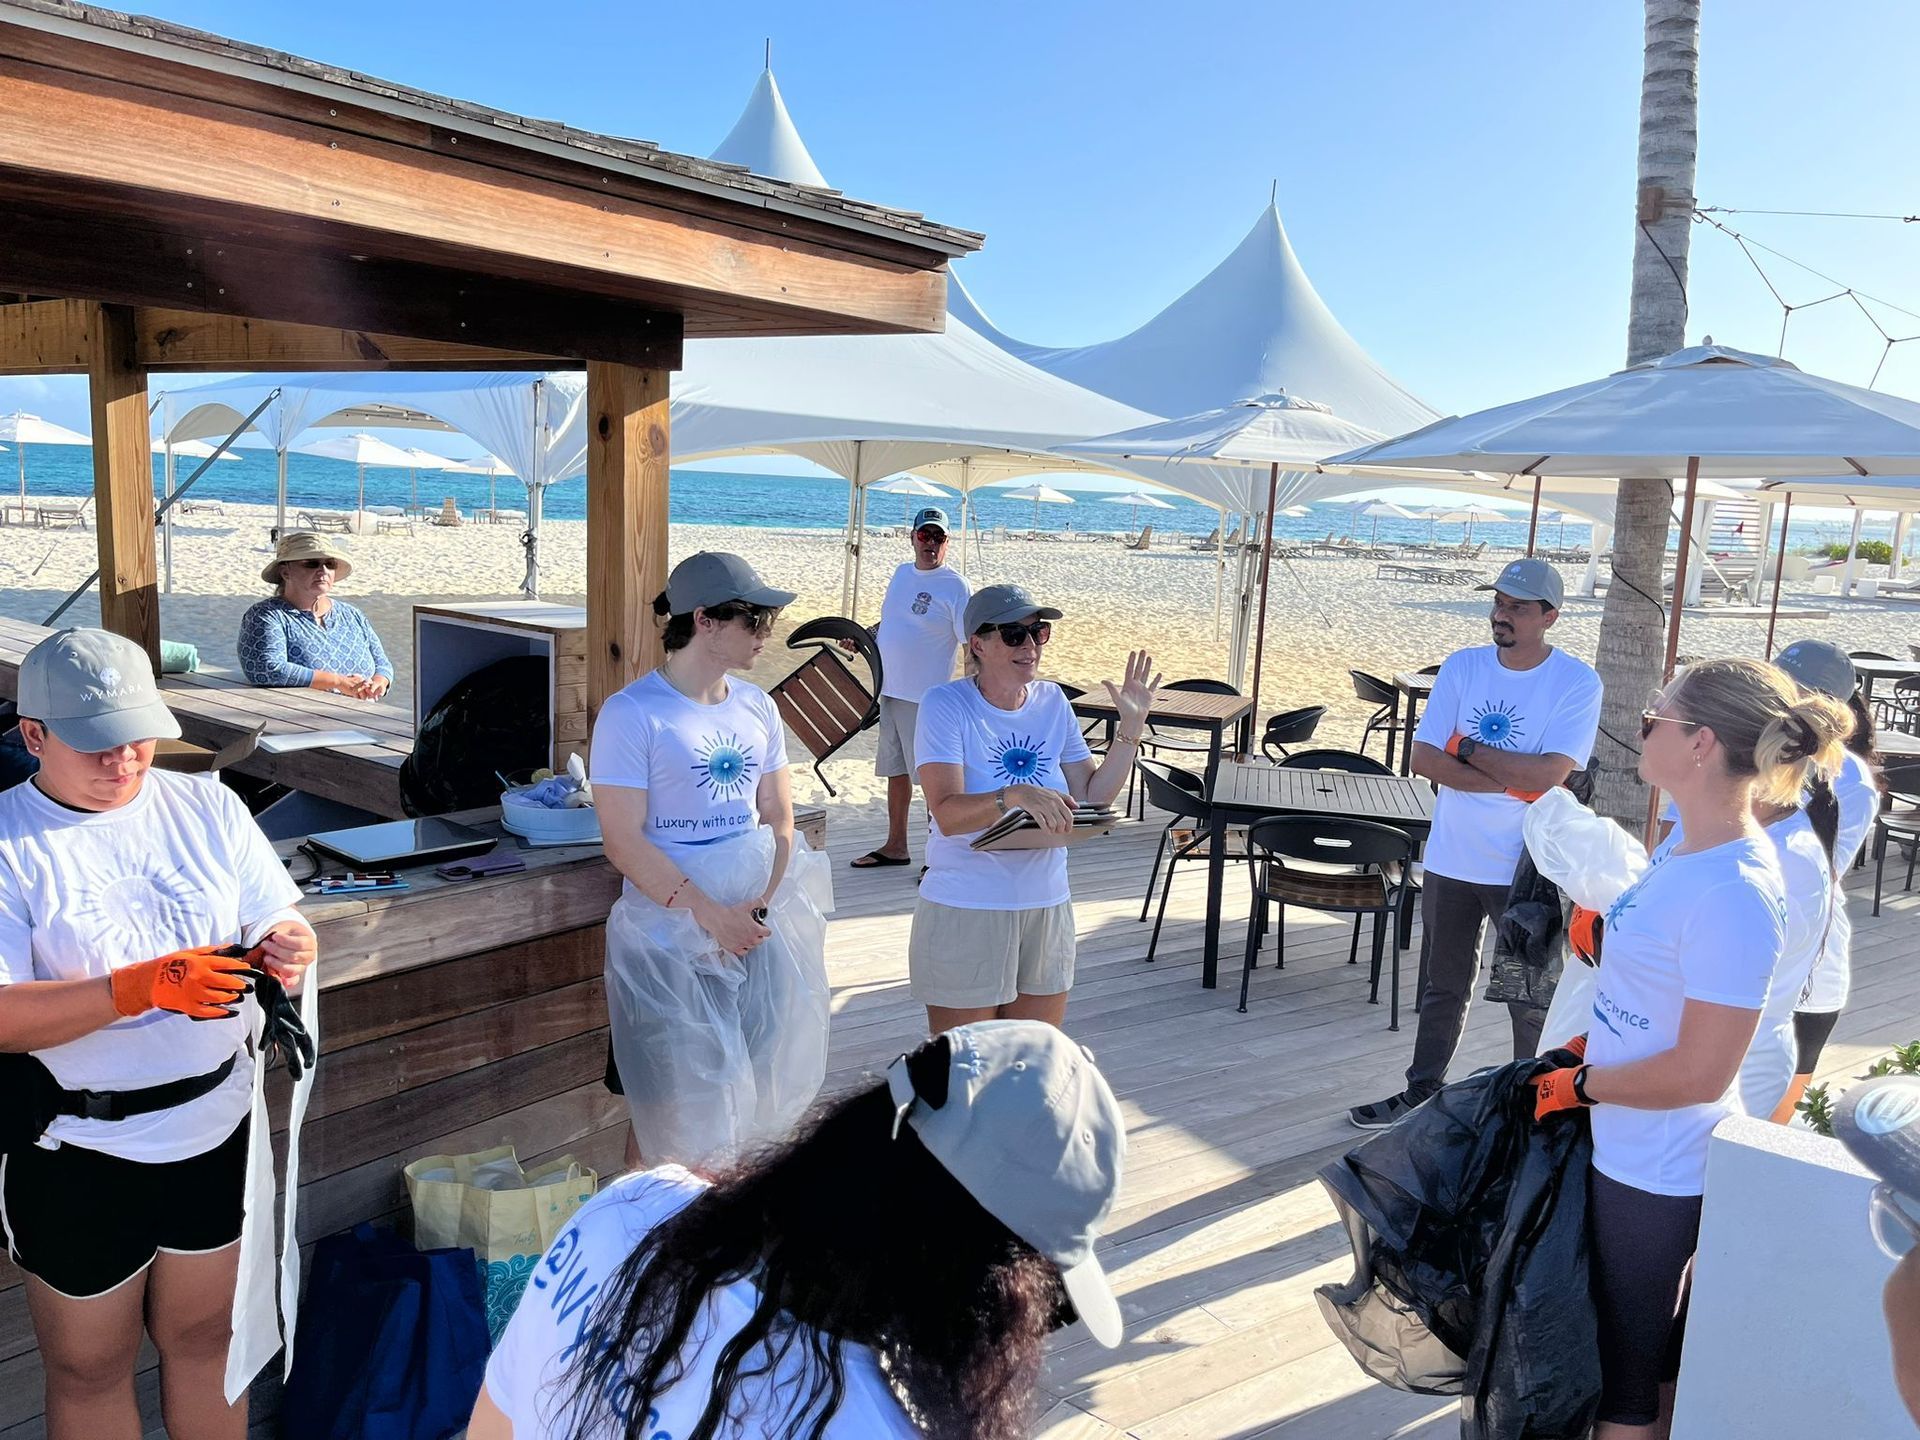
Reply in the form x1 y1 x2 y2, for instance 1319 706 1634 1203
1348 1090 1428 1131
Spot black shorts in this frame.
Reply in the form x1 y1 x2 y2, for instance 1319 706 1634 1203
605 1037 624 1095
0 1116 249 1299
1794 1009 1842 1073
1588 1168 1703 1427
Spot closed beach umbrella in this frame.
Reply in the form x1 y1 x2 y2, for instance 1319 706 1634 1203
298 431 420 529
0 411 91 513
1000 481 1076 534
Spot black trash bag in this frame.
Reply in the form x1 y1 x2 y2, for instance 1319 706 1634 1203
1316 1055 1600 1440
399 656 551 817
1486 849 1566 1010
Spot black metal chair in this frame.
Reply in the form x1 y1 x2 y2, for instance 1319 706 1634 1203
1134 760 1254 965
769 617 883 797
1238 815 1416 1025
1850 650 1898 660
1874 774 1920 915
1133 677 1240 817
1276 748 1392 775
1259 705 1327 761
1876 676 1920 735
1350 670 1402 759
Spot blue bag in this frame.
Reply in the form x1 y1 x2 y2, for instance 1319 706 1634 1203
282 1223 491 1440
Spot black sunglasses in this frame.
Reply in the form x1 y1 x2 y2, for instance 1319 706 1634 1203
294 558 339 571
1639 709 1700 741
981 620 1052 648
913 527 948 542
705 602 779 637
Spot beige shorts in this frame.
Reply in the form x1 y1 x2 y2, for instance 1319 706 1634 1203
874 697 919 778
908 897 1077 1008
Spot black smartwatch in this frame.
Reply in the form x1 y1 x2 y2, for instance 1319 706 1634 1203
1456 736 1479 763
751 905 769 924
1572 1064 1596 1106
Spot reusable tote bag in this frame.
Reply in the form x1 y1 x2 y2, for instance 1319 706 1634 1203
405 1146 600 1342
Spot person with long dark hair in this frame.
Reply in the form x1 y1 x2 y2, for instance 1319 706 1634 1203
1769 640 1884 1122
1530 658 1852 1438
468 1021 1125 1440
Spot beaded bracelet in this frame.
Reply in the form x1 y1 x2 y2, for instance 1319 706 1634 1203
665 877 692 909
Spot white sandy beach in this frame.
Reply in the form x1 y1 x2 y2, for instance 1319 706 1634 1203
3 502 1914 824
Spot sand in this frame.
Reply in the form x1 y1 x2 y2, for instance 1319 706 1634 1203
3 502 1914 825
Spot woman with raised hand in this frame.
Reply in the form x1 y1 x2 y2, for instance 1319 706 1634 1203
1529 657 1851 1438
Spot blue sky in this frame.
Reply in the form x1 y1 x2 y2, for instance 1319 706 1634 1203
8 1 1920 506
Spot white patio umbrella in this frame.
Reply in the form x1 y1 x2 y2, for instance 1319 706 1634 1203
1056 393 1387 727
444 453 517 521
1358 499 1419 547
1451 503 1513 544
151 437 244 461
1102 489 1176 533
0 411 91 513
1325 343 1920 679
869 473 953 526
999 481 1076 534
298 431 420 531
399 446 453 516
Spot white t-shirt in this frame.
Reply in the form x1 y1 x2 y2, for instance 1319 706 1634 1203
914 678 1092 910
486 1166 920 1439
1803 749 1878 1014
591 671 790 872
876 562 970 703
1587 833 1787 1196
1414 646 1602 886
0 769 304 1162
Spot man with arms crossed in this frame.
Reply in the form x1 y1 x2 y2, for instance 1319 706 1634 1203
851 507 970 869
1351 557 1602 1129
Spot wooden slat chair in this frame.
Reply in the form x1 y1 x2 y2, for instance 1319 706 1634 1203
769 616 883 797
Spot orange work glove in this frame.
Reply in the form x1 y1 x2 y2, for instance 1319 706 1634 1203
1568 906 1603 964
1444 733 1467 757
1560 1033 1588 1062
1532 1065 1593 1122
1505 787 1547 803
110 945 257 1021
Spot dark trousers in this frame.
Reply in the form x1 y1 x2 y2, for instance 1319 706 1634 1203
1404 870 1543 1098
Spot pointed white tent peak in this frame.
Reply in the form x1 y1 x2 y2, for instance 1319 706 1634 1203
949 200 1436 439
710 67 829 190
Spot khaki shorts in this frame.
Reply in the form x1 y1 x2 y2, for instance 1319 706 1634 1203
908 897 1076 1008
874 697 920 778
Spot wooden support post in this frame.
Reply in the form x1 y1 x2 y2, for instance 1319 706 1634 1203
585 364 669 717
86 302 159 668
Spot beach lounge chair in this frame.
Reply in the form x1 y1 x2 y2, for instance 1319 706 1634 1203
296 509 354 534
1188 523 1221 551
34 497 90 530
1124 525 1154 552
769 617 882 797
178 499 225 516
431 497 463 527
376 512 417 536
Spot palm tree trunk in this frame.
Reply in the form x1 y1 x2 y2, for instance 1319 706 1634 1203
1591 0 1700 824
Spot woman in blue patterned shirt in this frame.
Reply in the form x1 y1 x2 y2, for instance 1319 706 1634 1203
238 532 394 699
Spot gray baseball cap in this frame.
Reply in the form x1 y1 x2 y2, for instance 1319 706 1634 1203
886 1021 1125 1346
1837 1076 1920 1203
1477 556 1564 609
964 583 1063 634
662 552 797 614
1774 638 1858 701
911 507 951 533
18 628 182 751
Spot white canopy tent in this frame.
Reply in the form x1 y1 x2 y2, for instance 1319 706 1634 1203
709 66 830 190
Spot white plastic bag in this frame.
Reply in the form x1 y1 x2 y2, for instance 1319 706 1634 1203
1521 788 1648 912
606 827 833 1167
1538 958 1597 1054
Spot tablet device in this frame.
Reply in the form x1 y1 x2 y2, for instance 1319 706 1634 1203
304 816 497 869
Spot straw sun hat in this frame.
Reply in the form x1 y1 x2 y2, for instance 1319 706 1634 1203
262 531 354 586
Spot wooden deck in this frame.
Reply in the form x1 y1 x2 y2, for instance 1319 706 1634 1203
808 799 1920 1440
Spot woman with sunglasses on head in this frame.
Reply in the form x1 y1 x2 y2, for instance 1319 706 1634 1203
1531 658 1851 1439
237 531 393 699
910 583 1158 1034
592 553 832 1171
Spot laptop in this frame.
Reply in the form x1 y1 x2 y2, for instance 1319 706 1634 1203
305 816 497 869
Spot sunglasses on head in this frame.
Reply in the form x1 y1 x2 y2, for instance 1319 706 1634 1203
981 620 1051 648
705 601 779 637
296 558 339 571
1639 709 1701 741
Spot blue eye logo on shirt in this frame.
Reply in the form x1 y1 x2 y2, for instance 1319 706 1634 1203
692 732 757 801
990 734 1053 784
1469 700 1526 749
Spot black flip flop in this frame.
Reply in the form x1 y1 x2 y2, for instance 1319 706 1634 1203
850 849 913 868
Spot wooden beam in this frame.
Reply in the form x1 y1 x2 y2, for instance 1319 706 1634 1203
131 309 561 371
0 297 95 373
0 200 684 368
0 56 949 338
585 365 669 715
86 303 159 668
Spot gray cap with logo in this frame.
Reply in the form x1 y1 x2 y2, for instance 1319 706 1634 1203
1476 556 1565 610
963 582 1063 634
886 1020 1126 1346
662 552 798 614
911 507 951 533
18 628 182 751
1837 1076 1920 1203
1774 638 1858 701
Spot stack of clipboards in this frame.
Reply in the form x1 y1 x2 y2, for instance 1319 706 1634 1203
970 803 1122 852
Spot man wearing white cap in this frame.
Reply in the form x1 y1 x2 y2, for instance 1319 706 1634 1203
472 1019 1124 1438
1352 557 1601 1129
853 507 970 870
